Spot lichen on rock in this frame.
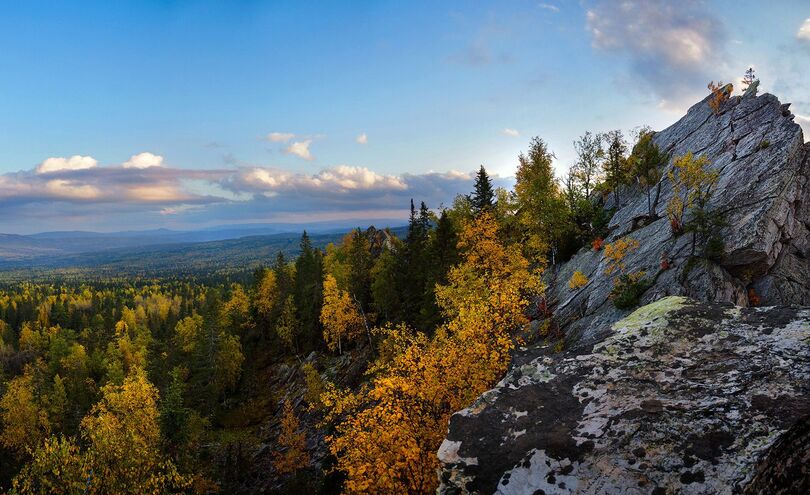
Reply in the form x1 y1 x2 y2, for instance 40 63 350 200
438 298 810 494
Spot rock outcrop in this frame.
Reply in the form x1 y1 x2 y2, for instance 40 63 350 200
438 90 810 494
438 297 810 494
547 89 809 348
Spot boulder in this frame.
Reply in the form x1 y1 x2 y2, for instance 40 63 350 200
438 297 810 494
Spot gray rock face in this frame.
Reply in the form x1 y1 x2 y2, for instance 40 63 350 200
437 91 810 494
545 90 809 348
438 297 810 494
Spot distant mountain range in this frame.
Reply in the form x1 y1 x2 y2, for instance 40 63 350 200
0 220 408 280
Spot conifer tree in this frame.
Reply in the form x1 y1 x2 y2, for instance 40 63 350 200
603 130 628 207
294 231 324 350
469 165 495 214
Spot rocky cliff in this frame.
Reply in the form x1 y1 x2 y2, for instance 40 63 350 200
550 88 809 348
438 90 810 494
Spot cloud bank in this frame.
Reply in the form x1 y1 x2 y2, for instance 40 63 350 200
0 154 505 232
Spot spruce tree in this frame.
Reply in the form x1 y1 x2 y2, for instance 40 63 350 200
470 165 495 214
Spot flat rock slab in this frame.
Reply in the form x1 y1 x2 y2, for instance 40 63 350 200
438 297 810 494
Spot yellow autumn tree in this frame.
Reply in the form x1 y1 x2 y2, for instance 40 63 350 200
11 369 190 495
273 401 310 475
324 212 543 494
276 295 300 353
9 435 87 495
320 273 364 354
79 369 190 494
220 284 253 335
0 369 50 456
174 314 203 354
214 332 244 392
255 269 279 321
666 152 712 233
302 362 325 409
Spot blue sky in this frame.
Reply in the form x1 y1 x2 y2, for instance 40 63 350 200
0 0 808 233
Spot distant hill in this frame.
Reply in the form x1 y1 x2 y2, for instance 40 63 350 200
0 225 408 282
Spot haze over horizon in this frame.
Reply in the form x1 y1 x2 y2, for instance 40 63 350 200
1 0 808 233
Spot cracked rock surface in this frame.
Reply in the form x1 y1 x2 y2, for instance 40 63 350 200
438 297 810 494
438 90 810 494
545 90 809 348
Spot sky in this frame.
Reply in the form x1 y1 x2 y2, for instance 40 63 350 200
0 0 808 233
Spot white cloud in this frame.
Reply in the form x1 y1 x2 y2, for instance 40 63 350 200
502 128 520 137
266 132 296 142
585 0 726 103
44 179 101 200
538 3 559 12
239 165 406 193
356 133 368 145
285 140 314 160
798 19 810 42
36 155 97 174
123 152 164 169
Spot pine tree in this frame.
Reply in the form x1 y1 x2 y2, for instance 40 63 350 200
469 165 495 214
396 200 432 328
419 211 458 330
603 130 628 207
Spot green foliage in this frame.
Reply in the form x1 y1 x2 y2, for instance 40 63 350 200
629 129 669 219
603 129 630 206
610 272 652 310
513 137 569 263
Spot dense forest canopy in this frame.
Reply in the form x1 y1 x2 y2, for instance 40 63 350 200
0 127 725 494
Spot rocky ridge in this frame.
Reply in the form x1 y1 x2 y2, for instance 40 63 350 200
549 88 809 348
438 89 810 494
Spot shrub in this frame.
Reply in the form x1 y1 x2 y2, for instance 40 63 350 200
591 237 604 251
610 272 651 310
603 237 640 275
707 81 731 115
568 271 589 290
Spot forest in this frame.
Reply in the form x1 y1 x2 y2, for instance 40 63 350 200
0 125 725 494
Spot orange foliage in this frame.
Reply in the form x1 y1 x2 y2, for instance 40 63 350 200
568 271 589 290
592 237 604 251
707 81 732 115
322 212 542 494
603 237 640 275
273 401 310 475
